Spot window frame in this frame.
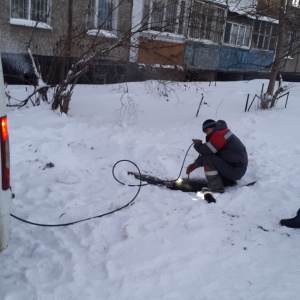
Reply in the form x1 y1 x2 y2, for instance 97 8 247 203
142 0 186 35
86 0 118 32
188 1 225 44
286 31 297 58
223 21 251 48
252 20 278 51
10 0 52 25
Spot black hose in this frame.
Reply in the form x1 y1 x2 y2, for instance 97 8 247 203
10 144 195 227
115 143 194 186
10 160 143 227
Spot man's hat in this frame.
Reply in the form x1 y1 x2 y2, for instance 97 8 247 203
202 119 216 131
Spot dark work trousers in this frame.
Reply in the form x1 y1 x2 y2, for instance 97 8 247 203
197 154 247 182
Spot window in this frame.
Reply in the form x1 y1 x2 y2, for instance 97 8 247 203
87 0 115 31
189 1 225 43
11 0 51 24
142 0 186 34
223 22 251 47
286 31 297 57
252 20 278 51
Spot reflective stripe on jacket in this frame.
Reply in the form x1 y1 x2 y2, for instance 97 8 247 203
194 120 248 166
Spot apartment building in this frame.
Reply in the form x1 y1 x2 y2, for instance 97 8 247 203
0 0 132 84
1 0 299 83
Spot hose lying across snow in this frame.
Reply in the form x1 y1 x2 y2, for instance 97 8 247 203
10 144 195 227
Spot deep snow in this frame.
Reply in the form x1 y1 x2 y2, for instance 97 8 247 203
1 79 300 300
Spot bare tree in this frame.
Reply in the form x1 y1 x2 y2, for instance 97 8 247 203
6 0 300 113
7 0 134 113
261 0 300 109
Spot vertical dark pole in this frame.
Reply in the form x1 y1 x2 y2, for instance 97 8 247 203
245 94 249 112
260 83 264 97
248 95 257 112
285 92 289 108
195 94 204 117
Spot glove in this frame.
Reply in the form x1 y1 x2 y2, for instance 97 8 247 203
192 139 202 145
186 162 199 175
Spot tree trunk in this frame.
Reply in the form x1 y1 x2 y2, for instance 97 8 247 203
263 0 287 109
61 91 72 114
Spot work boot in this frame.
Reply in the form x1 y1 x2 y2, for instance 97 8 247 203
204 174 225 193
280 209 300 228
221 176 237 187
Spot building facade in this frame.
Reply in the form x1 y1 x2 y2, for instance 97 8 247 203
131 0 300 81
0 0 132 83
1 0 300 83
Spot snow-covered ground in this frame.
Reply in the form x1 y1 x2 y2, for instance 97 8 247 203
1 79 300 300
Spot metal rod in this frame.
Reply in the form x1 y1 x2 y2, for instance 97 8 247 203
195 94 204 117
245 94 249 112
